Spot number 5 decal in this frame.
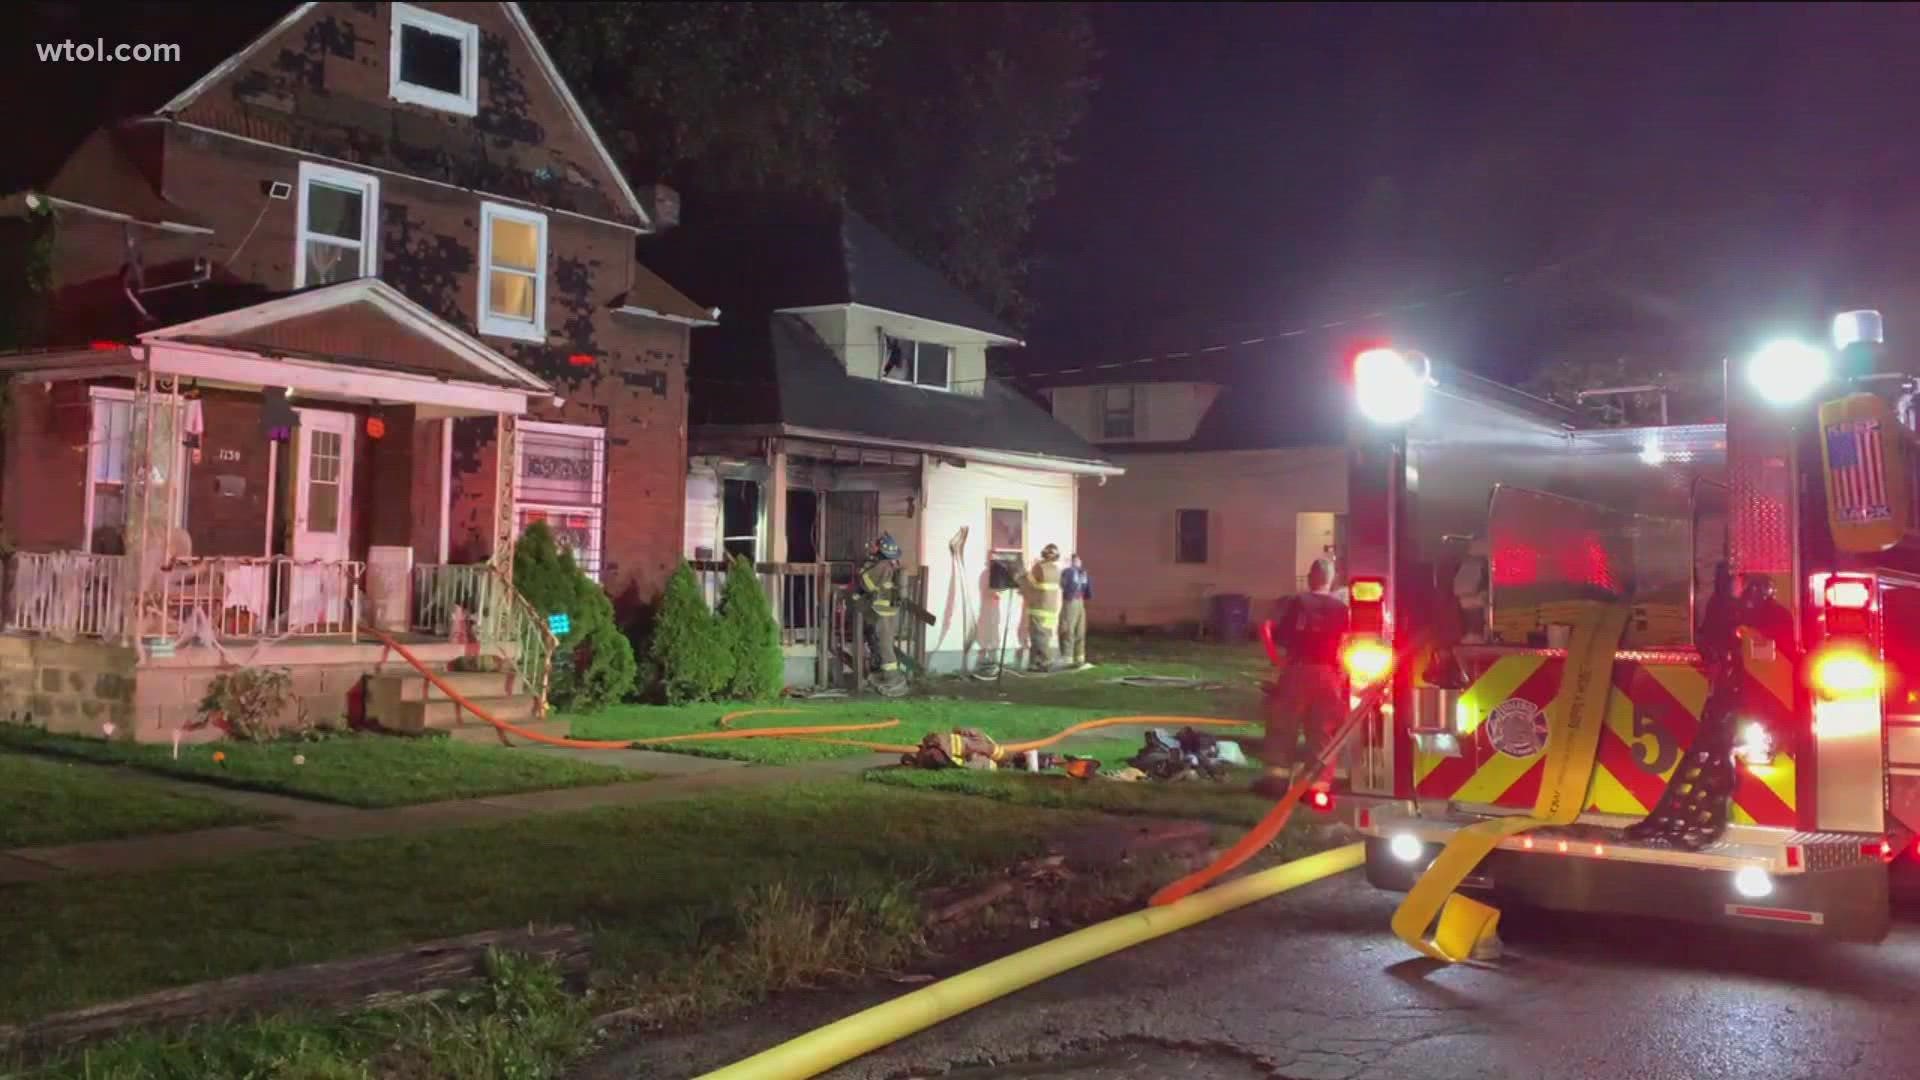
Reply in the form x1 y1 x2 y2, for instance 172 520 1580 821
1629 707 1681 775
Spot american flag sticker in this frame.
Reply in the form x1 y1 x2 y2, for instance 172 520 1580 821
1826 419 1892 523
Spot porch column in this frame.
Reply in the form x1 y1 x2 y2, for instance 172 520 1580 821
767 442 789 564
492 413 518 585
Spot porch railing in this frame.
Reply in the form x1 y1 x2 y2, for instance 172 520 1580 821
411 563 558 714
689 560 848 647
141 556 364 642
5 552 131 639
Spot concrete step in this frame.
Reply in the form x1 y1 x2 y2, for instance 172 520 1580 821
388 694 539 734
365 668 522 703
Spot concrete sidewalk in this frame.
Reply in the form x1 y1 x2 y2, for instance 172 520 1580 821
0 749 895 885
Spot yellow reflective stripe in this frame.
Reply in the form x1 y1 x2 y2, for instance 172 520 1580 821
1035 583 1062 590
1030 610 1059 624
1391 602 1629 963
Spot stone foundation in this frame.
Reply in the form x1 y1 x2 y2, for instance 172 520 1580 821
0 635 138 736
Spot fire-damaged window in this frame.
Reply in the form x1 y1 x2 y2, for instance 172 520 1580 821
1175 508 1209 564
989 501 1027 577
880 333 952 390
479 202 548 342
722 479 761 562
85 387 187 554
389 2 479 116
516 421 605 581
295 163 379 288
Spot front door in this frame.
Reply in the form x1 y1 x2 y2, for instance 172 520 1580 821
289 408 355 631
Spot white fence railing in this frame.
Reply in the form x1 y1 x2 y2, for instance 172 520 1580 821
140 556 364 641
411 563 557 710
6 552 130 639
689 561 846 647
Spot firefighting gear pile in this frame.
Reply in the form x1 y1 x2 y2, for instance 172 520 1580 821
1127 727 1234 782
900 728 1004 769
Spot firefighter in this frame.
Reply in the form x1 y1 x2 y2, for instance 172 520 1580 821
856 533 909 696
1255 558 1348 798
1019 543 1065 671
1060 553 1094 669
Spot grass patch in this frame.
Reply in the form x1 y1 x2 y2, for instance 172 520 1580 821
19 950 593 1080
0 727 637 810
0 782 1106 1026
565 634 1268 767
0 753 270 848
866 764 1278 827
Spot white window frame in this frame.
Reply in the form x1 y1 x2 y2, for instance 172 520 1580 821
988 499 1028 567
880 333 955 392
478 201 549 343
294 162 380 288
389 2 480 117
515 419 606 582
84 387 188 554
1099 385 1137 440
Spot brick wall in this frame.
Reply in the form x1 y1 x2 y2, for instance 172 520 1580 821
2 382 89 551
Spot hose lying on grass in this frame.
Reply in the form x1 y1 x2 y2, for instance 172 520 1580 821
362 624 1255 757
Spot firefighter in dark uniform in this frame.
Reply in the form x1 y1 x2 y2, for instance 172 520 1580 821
1019 543 1065 671
1255 558 1349 798
856 533 909 696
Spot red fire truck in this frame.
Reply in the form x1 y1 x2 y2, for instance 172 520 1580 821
1340 311 1920 940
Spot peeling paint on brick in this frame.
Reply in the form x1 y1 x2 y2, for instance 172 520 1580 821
380 201 474 328
476 30 543 145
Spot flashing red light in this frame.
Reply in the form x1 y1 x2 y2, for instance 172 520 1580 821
1520 837 1535 850
1826 579 1873 610
1307 789 1334 813
1357 808 1373 830
1811 648 1883 700
1593 844 1605 857
1860 840 1893 862
1341 636 1394 687
89 340 120 351
568 353 595 367
1556 840 1569 853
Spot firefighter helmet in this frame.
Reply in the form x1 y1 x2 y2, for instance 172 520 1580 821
874 533 901 560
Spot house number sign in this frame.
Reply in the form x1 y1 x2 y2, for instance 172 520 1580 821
217 449 242 463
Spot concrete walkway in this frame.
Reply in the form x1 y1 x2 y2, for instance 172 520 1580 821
0 749 896 885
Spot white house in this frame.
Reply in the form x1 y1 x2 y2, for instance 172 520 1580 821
646 204 1120 682
1042 371 1349 631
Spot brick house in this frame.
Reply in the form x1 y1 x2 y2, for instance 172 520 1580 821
0 2 710 739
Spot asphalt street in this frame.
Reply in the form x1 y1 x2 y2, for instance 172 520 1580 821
599 869 1920 1080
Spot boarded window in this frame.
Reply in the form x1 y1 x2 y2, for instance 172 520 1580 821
1175 509 1209 564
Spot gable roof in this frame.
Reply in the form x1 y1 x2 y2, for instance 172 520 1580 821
155 3 650 231
643 202 1022 342
694 314 1108 471
142 277 550 392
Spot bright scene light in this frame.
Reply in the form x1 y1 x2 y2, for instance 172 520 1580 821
1832 309 1884 350
1746 339 1831 406
1811 649 1883 701
1389 833 1425 863
1732 867 1774 900
1734 721 1774 766
1354 348 1427 424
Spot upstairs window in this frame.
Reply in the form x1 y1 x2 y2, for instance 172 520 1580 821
390 2 479 116
881 333 953 390
478 202 548 342
1099 385 1138 439
295 163 379 288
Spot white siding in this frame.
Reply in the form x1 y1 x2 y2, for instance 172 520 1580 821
920 459 1078 666
790 305 992 398
1047 383 1220 444
684 463 720 560
1076 446 1347 627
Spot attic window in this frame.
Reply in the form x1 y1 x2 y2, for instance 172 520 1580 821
390 3 479 116
880 333 953 390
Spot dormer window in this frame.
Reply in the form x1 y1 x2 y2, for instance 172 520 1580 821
390 2 480 116
881 333 952 390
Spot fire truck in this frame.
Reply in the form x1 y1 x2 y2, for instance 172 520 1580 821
1339 311 1920 941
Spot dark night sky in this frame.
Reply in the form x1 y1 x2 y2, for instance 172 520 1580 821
1022 3 1920 386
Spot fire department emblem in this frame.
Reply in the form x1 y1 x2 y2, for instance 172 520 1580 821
1485 697 1547 758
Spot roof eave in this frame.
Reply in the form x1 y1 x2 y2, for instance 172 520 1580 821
692 422 1121 477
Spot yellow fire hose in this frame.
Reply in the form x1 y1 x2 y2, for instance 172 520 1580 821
1389 602 1630 962
696 844 1363 1080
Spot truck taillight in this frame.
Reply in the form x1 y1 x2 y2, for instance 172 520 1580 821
1812 572 1878 640
1810 648 1882 701
1349 575 1385 635
1342 635 1393 687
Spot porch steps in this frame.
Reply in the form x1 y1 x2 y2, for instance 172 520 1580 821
364 667 539 735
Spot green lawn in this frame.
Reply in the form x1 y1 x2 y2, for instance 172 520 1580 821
865 764 1282 828
0 727 638 810
0 752 271 848
565 634 1270 768
0 783 1109 1027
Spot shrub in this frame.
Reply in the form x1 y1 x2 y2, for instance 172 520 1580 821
717 556 785 700
512 523 636 712
199 666 294 740
646 562 731 704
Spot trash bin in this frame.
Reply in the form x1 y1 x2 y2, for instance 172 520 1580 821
1209 593 1252 643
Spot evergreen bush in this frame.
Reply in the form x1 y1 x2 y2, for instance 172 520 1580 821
646 561 732 704
717 556 786 700
512 523 636 712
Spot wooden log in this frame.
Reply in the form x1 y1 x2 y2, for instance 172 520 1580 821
0 924 590 1051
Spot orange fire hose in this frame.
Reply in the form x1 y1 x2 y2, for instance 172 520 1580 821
363 624 1253 758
